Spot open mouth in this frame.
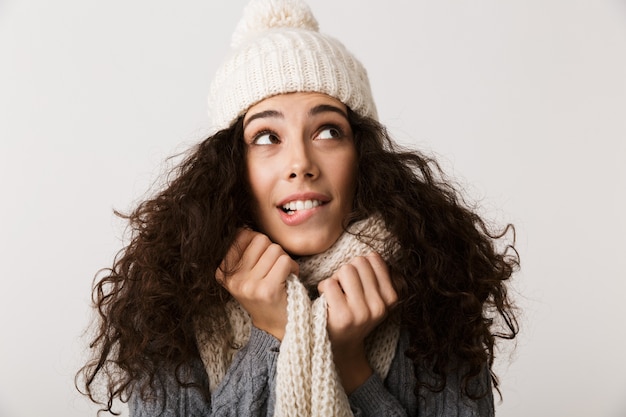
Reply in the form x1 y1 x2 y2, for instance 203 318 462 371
280 199 323 215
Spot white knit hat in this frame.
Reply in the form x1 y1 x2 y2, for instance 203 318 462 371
207 0 378 131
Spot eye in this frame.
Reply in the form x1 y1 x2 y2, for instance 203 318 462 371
253 131 280 145
317 126 342 140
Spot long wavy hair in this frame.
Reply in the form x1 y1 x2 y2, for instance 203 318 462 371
77 109 518 413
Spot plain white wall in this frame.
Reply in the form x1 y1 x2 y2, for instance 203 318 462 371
1 1 625 416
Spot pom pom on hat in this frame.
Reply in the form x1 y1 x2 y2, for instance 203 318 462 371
231 0 319 48
208 0 377 131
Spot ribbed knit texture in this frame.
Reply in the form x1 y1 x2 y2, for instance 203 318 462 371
207 0 377 131
196 216 400 417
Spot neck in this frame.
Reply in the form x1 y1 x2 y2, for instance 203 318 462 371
296 215 393 293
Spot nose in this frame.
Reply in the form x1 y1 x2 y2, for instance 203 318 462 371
286 138 318 180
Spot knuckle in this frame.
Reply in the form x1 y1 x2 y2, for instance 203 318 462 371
267 242 285 257
337 263 357 276
351 256 368 267
368 252 387 270
352 311 370 327
335 313 354 330
367 251 383 261
252 233 271 247
388 290 399 305
317 278 331 292
370 299 387 319
277 253 295 269
256 285 273 302
318 278 340 296
239 280 256 298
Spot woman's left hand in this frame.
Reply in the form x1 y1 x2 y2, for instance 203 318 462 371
317 252 398 393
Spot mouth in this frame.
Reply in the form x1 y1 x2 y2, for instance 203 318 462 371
280 199 324 215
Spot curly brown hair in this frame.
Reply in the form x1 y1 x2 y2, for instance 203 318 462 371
77 109 518 413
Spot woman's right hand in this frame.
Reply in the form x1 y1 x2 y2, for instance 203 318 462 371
216 229 298 341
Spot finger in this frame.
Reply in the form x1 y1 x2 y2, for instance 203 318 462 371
225 232 273 279
265 253 299 286
332 264 370 314
348 256 380 301
245 253 293 305
218 228 257 276
318 278 350 315
254 244 297 281
349 256 387 320
366 252 398 306
240 233 274 273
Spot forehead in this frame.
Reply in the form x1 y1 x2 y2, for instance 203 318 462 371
244 92 347 123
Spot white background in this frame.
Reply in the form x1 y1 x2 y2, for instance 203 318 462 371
1 1 625 416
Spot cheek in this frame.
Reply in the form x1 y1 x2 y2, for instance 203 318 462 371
246 169 260 199
330 152 358 207
246 158 277 216
344 167 358 209
341 155 358 198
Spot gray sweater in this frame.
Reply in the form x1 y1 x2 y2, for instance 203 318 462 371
129 327 494 416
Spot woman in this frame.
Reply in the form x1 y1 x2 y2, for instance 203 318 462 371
77 1 519 416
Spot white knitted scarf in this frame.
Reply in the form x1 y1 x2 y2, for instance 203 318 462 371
196 216 400 417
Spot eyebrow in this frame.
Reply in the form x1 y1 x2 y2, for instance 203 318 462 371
308 104 348 119
243 109 283 129
243 103 349 129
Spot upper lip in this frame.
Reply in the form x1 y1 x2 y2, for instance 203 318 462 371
277 192 330 207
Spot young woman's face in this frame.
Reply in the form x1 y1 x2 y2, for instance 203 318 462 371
243 92 358 256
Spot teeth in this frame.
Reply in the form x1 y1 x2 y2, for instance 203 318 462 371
282 199 322 213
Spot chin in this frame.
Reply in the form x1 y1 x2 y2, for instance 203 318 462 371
280 234 338 257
